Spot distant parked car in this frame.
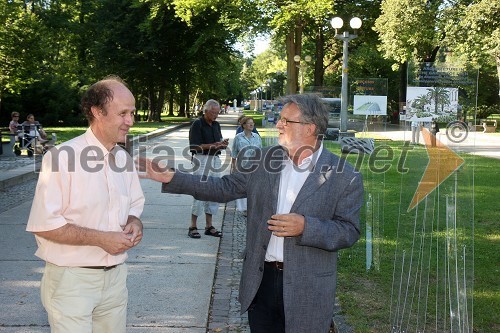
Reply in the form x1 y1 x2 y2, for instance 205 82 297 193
322 98 341 127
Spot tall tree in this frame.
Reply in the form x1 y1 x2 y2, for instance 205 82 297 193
0 1 45 115
374 0 499 110
0 0 84 123
137 0 259 116
442 0 500 98
374 0 442 64
374 0 443 111
266 0 335 94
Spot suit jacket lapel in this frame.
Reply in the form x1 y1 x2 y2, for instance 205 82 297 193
290 149 334 212
265 146 286 214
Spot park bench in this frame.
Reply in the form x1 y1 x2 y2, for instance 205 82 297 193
480 119 497 133
0 127 17 157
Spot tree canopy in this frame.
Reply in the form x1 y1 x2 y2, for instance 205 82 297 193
0 0 497 125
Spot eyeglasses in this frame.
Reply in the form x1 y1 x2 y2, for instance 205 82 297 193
277 116 310 126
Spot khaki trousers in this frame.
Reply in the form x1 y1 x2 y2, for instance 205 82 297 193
41 262 128 333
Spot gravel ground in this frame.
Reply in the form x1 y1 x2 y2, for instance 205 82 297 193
0 155 40 214
0 178 37 214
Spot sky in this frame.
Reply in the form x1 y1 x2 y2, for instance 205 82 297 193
236 34 270 56
254 35 270 55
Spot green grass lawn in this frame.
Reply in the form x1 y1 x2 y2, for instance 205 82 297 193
45 117 190 144
242 110 265 126
319 140 499 332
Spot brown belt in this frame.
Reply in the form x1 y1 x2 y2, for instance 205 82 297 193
80 265 118 271
265 261 284 270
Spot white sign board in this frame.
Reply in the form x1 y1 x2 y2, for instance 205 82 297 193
353 95 387 115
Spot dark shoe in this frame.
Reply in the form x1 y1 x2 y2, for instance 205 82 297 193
188 227 201 239
204 226 222 237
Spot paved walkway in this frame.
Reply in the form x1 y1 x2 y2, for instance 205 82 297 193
0 115 498 333
0 114 252 333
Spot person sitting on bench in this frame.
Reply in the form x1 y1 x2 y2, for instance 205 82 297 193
9 112 20 135
20 114 48 143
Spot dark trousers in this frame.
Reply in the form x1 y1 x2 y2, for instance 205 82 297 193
248 263 285 333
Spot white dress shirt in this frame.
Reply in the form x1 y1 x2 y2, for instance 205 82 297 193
265 144 323 262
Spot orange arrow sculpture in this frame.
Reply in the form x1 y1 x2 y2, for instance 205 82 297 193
408 128 465 211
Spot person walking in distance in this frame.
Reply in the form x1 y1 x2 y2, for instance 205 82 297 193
430 120 440 147
231 116 262 215
187 99 228 238
411 119 422 144
138 94 364 333
26 75 145 333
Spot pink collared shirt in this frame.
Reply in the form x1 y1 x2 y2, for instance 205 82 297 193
26 128 145 267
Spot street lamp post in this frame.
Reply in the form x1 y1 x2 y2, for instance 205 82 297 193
272 79 276 101
294 55 311 94
266 78 277 102
276 71 285 97
258 87 263 112
261 84 266 112
331 16 362 134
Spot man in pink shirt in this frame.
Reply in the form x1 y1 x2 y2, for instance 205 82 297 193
26 75 145 333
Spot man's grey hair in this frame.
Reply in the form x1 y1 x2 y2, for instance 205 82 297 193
203 99 220 112
280 94 329 136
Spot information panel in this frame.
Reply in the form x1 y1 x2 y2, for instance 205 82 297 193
352 78 388 115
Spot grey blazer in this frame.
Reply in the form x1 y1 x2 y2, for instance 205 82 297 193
163 145 363 333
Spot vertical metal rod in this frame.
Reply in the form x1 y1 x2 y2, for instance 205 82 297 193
340 32 349 133
366 193 373 270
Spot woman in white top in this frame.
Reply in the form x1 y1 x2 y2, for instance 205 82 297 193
231 116 262 214
21 114 47 142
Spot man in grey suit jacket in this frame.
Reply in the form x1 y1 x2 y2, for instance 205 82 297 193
138 94 364 333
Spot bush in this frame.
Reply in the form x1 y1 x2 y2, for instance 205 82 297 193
476 103 500 120
463 103 500 123
434 114 457 123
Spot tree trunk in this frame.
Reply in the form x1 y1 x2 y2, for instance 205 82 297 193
147 86 156 122
166 91 175 116
177 90 187 118
168 94 174 117
77 1 88 83
285 21 304 95
496 54 500 98
294 24 302 93
399 61 408 112
156 85 166 121
286 31 297 95
314 27 325 88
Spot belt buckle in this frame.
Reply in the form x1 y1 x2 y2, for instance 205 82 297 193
266 261 283 270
